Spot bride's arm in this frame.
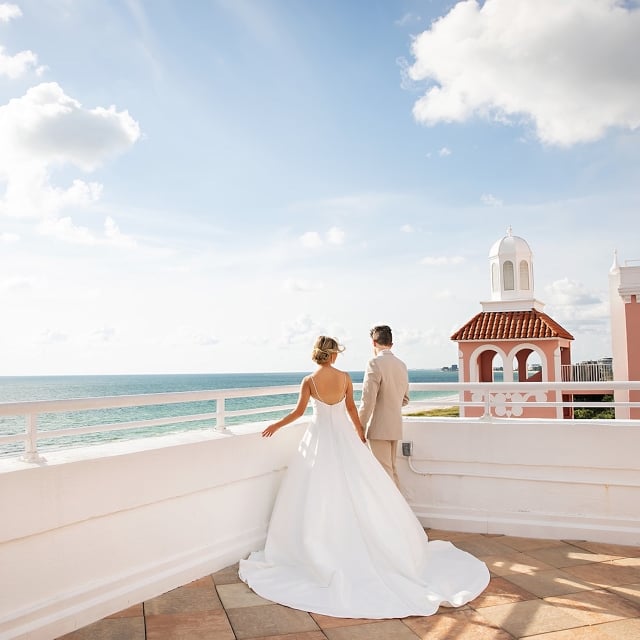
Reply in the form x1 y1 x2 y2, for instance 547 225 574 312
345 376 366 443
262 378 311 437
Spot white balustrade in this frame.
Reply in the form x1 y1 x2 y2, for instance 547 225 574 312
2 381 640 462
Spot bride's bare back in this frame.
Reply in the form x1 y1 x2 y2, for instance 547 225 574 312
308 366 348 405
262 336 365 442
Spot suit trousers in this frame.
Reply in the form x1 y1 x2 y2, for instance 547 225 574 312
368 439 400 489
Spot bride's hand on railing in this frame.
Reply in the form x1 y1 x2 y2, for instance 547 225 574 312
262 424 281 438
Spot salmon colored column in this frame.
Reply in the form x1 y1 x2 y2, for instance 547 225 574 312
626 295 640 419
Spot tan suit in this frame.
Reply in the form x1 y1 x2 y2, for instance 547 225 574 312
358 349 409 487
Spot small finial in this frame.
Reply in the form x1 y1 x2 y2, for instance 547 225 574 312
610 249 619 273
506 225 513 236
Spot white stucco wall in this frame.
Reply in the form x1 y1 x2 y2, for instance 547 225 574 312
400 418 640 544
0 423 307 640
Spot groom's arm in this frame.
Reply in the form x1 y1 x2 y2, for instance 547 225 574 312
358 359 381 429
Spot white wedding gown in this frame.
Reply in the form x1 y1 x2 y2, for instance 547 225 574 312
239 397 490 619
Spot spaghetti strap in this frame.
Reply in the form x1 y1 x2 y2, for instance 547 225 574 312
343 373 349 399
309 377 323 403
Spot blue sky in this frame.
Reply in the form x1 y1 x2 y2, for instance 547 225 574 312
0 0 639 375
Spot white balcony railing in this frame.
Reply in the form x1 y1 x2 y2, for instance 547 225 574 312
2 381 640 463
561 362 613 382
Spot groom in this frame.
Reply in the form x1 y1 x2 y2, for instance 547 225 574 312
358 325 410 488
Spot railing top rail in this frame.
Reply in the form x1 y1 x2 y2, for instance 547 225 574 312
0 385 303 416
1 380 640 417
409 381 640 391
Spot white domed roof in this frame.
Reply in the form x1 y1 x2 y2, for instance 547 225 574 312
489 226 532 258
484 226 539 309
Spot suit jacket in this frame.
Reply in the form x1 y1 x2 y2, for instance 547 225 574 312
358 349 410 441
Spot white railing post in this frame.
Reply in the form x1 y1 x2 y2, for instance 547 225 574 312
216 397 227 432
481 391 492 420
21 413 46 463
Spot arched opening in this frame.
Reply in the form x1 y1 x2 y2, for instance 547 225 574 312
477 350 497 382
507 347 544 382
519 260 530 290
512 348 542 382
503 261 515 290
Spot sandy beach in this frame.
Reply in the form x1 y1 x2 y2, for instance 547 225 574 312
402 394 459 415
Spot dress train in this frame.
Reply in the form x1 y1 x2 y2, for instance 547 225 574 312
239 398 489 618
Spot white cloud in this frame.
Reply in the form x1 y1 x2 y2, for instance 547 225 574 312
90 327 117 343
326 226 345 245
3 174 103 220
299 226 345 248
538 277 611 351
408 0 640 146
0 275 34 291
168 326 220 347
36 213 137 247
0 83 140 245
0 3 20 22
194 334 220 347
37 216 97 244
0 45 39 78
37 329 68 344
279 314 323 346
438 146 452 157
0 6 45 78
481 193 503 206
300 231 322 248
104 216 137 248
0 231 19 243
282 278 323 293
420 255 465 266
394 328 445 348
395 12 421 27
545 278 602 306
401 224 414 233
0 83 140 174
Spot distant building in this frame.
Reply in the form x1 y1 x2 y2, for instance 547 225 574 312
565 359 613 382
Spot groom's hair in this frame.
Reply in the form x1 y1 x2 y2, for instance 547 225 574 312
370 325 392 346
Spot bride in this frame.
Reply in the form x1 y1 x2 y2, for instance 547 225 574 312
239 335 489 619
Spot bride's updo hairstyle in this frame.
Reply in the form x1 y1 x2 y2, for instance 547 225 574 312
311 335 344 365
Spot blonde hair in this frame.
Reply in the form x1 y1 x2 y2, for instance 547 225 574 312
311 335 344 364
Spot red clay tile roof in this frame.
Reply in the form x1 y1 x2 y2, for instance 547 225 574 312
451 310 574 341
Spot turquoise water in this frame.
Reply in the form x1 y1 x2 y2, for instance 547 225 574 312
0 370 459 458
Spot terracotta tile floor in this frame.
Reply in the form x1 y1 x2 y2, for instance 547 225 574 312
58 530 640 640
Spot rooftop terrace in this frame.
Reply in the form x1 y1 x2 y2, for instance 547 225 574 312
58 529 640 640
2 381 639 640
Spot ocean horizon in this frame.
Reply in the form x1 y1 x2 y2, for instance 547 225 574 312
0 370 460 458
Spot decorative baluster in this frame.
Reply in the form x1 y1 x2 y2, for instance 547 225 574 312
216 397 227 432
22 413 45 463
482 391 493 420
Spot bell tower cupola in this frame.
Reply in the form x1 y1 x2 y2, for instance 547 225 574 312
484 226 544 312
451 227 574 419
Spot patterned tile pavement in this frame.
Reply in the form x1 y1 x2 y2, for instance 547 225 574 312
58 530 640 640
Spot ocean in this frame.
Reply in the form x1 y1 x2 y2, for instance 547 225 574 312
0 369 459 458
